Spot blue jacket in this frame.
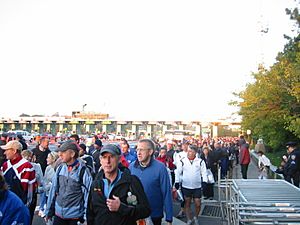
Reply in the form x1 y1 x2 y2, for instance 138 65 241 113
0 190 30 225
129 158 173 222
45 159 93 221
123 152 137 164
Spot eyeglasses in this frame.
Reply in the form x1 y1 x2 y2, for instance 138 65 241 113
136 148 150 152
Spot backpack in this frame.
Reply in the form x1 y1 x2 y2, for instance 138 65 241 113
55 164 88 192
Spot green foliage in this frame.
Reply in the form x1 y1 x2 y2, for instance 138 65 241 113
265 151 286 167
233 4 300 151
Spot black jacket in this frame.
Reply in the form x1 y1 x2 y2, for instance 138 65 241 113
32 146 51 174
87 168 151 225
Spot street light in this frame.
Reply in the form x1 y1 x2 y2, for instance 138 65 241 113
82 104 87 112
246 129 252 146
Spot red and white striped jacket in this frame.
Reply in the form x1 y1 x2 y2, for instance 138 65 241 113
1 155 36 205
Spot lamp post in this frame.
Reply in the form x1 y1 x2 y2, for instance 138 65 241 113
246 129 252 146
82 104 87 112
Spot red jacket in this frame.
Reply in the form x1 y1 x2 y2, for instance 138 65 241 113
239 145 250 165
1 155 36 204
156 155 175 170
120 155 129 168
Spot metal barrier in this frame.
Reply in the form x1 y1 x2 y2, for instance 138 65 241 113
226 179 300 224
215 160 300 224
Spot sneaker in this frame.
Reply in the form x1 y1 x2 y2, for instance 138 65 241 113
187 220 193 225
38 210 45 218
193 216 199 225
176 210 185 218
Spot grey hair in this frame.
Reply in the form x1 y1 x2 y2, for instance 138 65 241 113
138 139 155 150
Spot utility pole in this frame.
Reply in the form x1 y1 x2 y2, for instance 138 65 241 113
82 104 87 112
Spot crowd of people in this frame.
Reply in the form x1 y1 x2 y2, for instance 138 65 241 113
0 131 298 225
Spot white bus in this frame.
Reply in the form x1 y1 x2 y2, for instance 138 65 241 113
164 129 195 141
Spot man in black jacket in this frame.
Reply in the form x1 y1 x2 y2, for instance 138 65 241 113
31 137 51 174
87 144 151 225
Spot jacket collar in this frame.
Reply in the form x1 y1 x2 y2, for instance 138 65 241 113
133 157 154 169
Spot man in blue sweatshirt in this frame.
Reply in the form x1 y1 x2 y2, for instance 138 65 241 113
129 139 173 225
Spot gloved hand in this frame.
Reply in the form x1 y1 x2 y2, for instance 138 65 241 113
174 183 180 190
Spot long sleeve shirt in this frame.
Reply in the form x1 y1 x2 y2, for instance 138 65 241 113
175 156 208 189
258 154 271 168
129 159 173 223
1 155 36 205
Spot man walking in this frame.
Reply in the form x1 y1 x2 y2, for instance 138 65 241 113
130 139 173 225
32 137 51 174
1 140 36 223
239 143 250 179
174 144 208 225
45 140 93 225
87 144 151 225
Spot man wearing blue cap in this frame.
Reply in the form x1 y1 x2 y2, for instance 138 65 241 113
284 142 300 187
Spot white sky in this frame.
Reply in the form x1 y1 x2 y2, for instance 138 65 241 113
0 0 297 121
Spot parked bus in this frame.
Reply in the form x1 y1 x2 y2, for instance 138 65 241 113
164 129 195 141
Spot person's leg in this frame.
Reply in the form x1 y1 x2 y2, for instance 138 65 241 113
194 197 201 225
39 192 47 216
184 197 192 223
292 173 300 187
193 188 202 220
29 192 37 224
244 164 249 179
194 198 201 216
182 187 194 224
171 171 175 186
151 217 162 225
53 216 66 225
241 164 247 179
68 219 80 225
53 217 79 225
207 183 214 198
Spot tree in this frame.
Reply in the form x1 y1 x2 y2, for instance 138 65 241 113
232 3 300 150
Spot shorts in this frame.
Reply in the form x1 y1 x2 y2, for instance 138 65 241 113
181 187 202 198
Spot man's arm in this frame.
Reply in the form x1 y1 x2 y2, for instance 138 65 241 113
160 166 173 223
44 167 59 219
117 175 151 220
82 168 93 222
200 159 208 183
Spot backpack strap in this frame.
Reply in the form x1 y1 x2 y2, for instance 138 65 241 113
79 166 88 191
55 164 87 194
55 164 63 194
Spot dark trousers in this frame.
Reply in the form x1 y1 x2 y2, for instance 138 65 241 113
170 171 175 186
203 183 214 198
286 173 300 187
53 216 79 225
151 217 162 225
29 192 37 224
293 175 300 187
241 164 249 179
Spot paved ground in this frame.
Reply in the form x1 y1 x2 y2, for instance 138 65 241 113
33 158 261 225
